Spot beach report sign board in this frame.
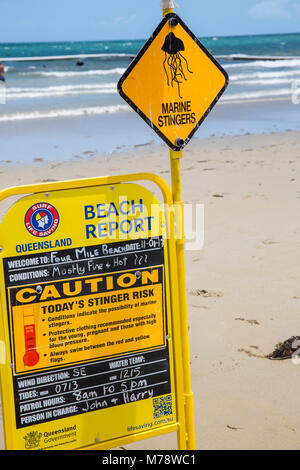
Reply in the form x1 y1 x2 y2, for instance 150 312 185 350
0 181 177 450
118 12 228 151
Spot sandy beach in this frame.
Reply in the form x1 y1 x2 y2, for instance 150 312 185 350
0 128 300 450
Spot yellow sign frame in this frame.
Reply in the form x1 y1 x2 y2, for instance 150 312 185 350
0 172 194 450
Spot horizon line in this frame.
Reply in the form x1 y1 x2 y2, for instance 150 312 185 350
0 30 299 46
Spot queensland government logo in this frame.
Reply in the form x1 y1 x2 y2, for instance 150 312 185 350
23 430 42 449
25 203 59 237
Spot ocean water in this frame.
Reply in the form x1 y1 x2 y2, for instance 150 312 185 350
0 32 299 122
0 32 299 162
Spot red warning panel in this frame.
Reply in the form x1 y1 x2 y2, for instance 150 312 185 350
22 306 40 367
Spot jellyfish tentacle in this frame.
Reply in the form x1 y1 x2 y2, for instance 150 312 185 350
178 52 193 75
176 77 183 99
171 55 177 84
168 55 175 87
172 56 183 98
174 56 183 82
171 55 178 87
177 53 186 81
163 52 170 86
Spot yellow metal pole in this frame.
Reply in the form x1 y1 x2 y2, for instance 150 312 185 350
170 150 196 451
162 3 196 451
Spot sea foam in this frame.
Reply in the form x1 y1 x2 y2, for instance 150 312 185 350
0 104 130 121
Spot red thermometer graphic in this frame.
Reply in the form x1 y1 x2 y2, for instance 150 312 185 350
23 305 40 367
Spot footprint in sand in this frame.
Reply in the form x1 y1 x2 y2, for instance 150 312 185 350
262 239 280 245
82 150 97 155
134 141 154 148
190 289 223 298
235 317 260 325
184 166 195 171
35 178 58 183
237 348 266 359
226 425 243 431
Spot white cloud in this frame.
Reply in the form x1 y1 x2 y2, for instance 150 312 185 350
249 0 291 20
99 14 137 27
113 14 137 26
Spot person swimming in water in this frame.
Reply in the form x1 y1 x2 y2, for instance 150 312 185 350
0 63 5 82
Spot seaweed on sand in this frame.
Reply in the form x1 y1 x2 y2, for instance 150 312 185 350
268 336 300 360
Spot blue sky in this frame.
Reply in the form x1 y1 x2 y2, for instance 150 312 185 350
1 0 300 42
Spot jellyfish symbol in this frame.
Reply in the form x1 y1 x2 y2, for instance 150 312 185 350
162 32 193 99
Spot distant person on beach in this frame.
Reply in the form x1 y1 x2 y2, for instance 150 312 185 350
0 63 5 82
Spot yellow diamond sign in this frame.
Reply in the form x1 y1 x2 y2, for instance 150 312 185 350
118 13 229 151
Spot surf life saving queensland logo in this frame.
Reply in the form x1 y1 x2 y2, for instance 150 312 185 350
25 203 59 237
